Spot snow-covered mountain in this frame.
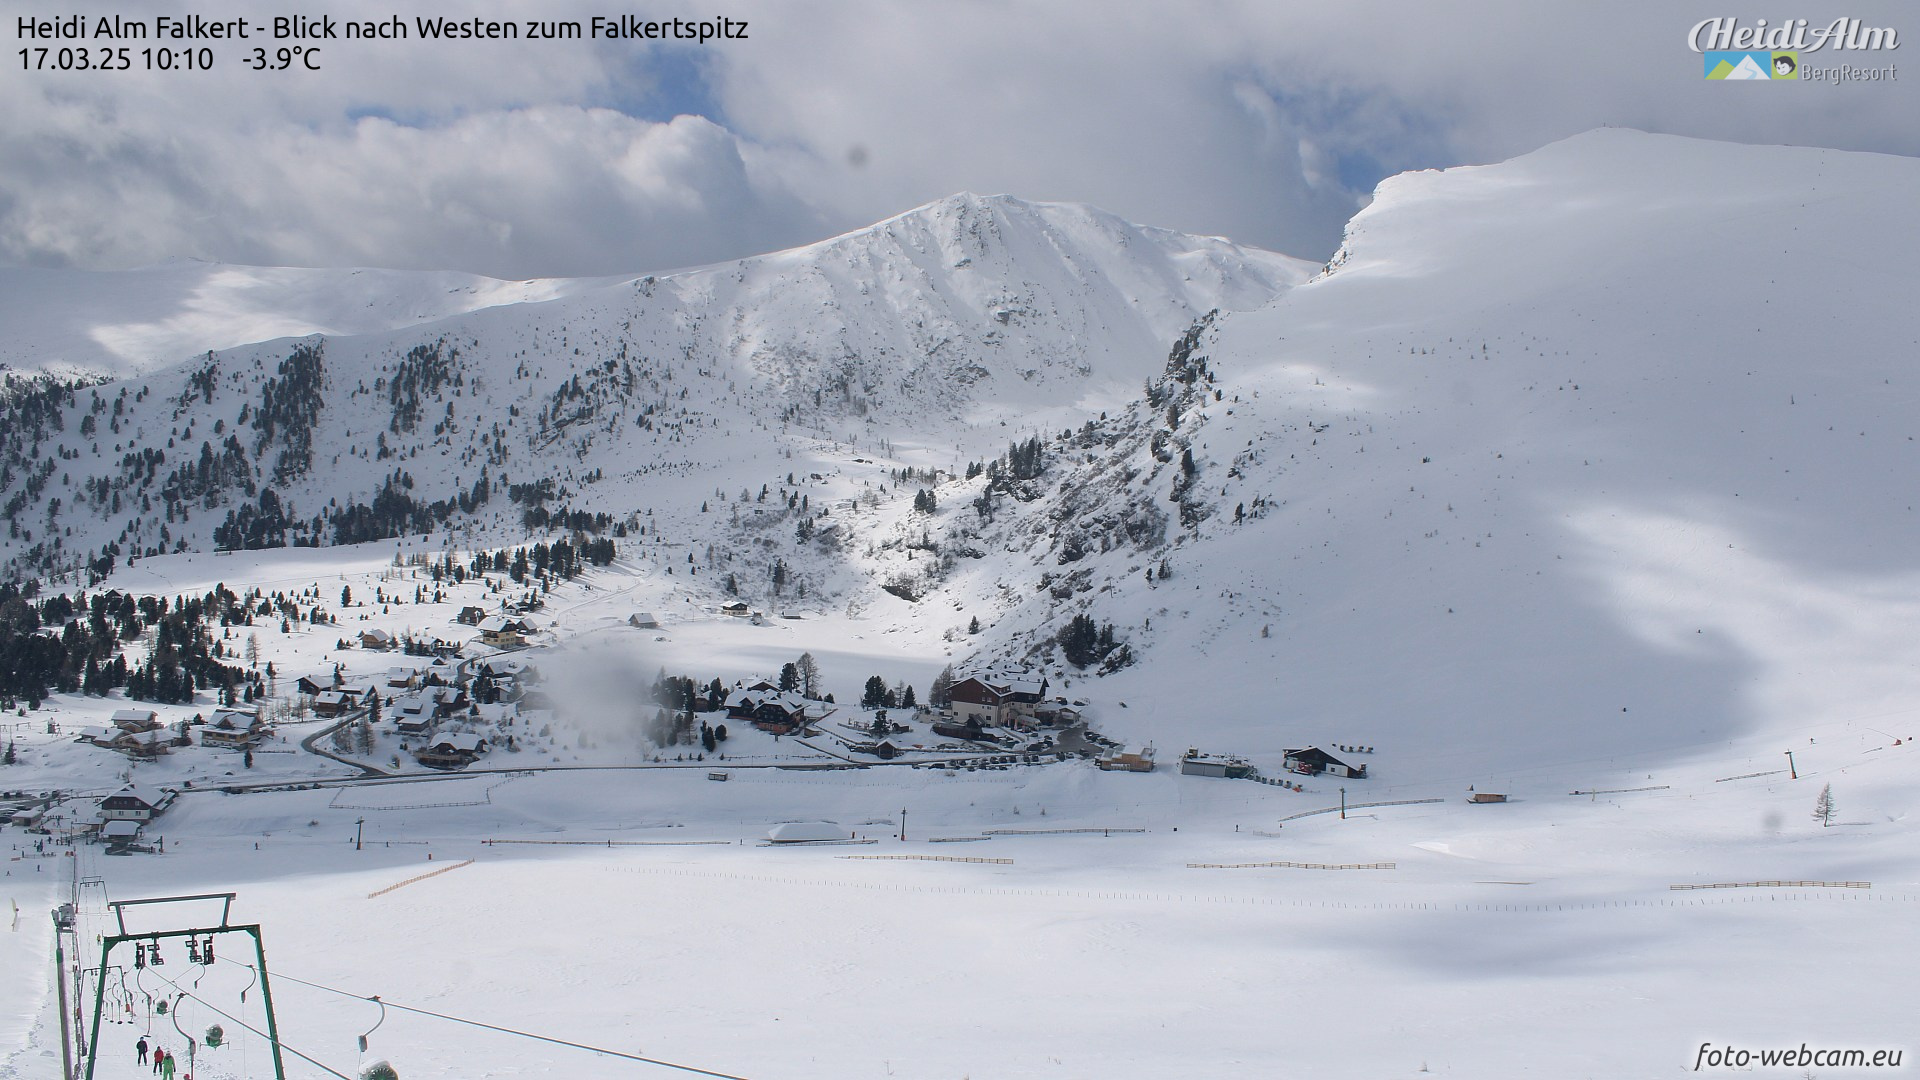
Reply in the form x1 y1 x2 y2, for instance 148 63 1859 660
0 192 1311 578
7 131 1917 780
945 130 1920 775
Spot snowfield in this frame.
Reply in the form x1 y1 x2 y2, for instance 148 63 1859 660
5 130 1920 1078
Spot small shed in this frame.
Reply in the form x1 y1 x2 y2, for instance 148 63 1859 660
1097 748 1157 773
767 821 846 844
1467 792 1509 804
628 612 662 629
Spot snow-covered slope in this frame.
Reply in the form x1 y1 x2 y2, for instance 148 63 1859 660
8 131 1916 784
950 130 1920 775
0 261 617 378
0 193 1310 578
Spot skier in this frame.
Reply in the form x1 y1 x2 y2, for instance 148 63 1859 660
159 1048 177 1080
136 1036 148 1063
152 1047 166 1074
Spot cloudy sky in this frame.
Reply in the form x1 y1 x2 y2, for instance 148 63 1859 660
3 0 1914 277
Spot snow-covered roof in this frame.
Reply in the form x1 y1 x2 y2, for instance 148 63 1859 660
104 785 164 808
477 615 528 633
101 820 142 839
111 708 157 725
725 687 812 715
767 821 846 843
427 732 486 752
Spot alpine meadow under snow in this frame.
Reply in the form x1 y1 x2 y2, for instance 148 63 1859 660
4 130 1919 1079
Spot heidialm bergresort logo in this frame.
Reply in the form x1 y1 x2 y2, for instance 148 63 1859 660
1691 17 1900 82
1705 51 1797 78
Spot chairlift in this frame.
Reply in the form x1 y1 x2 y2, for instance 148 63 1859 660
358 995 391 1079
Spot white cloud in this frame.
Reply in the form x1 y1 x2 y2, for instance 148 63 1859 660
0 0 1913 276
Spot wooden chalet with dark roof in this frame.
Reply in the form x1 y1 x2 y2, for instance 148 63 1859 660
946 671 1050 728
100 785 172 822
723 685 817 735
200 709 270 750
415 732 488 769
1282 746 1366 779
477 615 531 648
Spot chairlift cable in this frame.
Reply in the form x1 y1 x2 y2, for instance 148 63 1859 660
145 965 356 1080
272 970 756 1079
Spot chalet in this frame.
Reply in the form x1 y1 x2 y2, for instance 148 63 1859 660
100 786 171 822
359 628 396 651
426 683 468 715
720 602 752 618
415 732 488 769
294 675 330 697
90 726 169 758
947 671 1050 728
471 655 535 681
200 709 269 750
392 695 435 736
724 687 816 735
1283 746 1366 779
111 709 161 734
312 690 359 718
456 606 488 626
1179 749 1254 779
387 666 419 689
931 717 989 742
476 615 530 648
628 612 661 629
